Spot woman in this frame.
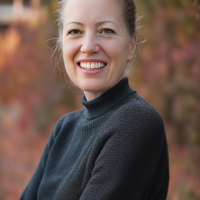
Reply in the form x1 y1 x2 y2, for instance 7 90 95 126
20 0 169 199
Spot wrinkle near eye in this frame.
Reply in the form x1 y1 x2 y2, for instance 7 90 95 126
63 37 71 43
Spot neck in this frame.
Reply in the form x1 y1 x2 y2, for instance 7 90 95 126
84 76 126 101
84 90 105 101
81 77 136 119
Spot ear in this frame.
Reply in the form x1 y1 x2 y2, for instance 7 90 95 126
127 35 137 61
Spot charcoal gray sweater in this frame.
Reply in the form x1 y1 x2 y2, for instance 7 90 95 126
20 77 169 200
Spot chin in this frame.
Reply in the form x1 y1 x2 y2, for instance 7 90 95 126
78 79 107 93
80 83 103 93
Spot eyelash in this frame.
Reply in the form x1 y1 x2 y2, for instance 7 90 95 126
67 28 115 35
68 29 82 35
99 29 115 34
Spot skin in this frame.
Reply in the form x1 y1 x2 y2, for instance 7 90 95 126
62 0 136 101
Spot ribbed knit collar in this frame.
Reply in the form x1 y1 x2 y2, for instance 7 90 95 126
82 77 136 119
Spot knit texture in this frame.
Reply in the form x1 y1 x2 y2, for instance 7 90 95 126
20 77 169 200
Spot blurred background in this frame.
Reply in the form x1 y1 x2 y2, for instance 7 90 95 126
0 0 199 199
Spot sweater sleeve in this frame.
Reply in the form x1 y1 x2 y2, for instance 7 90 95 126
80 106 169 200
19 121 59 200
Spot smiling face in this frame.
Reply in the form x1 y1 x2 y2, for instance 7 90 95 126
62 0 136 100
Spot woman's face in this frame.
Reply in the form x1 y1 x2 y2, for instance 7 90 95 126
62 0 136 100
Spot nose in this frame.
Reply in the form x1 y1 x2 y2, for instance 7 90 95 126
80 33 100 54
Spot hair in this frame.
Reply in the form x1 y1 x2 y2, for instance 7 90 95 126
52 0 140 81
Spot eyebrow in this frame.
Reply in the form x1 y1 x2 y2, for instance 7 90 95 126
65 22 83 27
97 21 118 26
65 21 118 28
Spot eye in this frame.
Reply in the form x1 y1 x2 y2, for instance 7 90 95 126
68 29 82 35
100 29 115 34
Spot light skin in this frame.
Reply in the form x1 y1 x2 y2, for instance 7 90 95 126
62 0 136 101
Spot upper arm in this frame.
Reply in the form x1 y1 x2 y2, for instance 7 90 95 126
19 119 62 200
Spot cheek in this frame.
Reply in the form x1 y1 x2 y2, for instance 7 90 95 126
104 42 129 68
62 43 79 78
62 40 80 63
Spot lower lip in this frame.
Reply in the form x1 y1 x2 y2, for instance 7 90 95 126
78 64 106 75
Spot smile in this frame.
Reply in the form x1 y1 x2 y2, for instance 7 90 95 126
79 62 106 70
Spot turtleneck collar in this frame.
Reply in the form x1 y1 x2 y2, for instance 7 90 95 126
81 77 136 119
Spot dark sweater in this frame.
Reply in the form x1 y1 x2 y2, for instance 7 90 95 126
20 77 169 200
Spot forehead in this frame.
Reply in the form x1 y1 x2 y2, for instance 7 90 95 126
63 0 123 25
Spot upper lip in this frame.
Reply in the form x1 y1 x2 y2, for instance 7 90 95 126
77 59 107 64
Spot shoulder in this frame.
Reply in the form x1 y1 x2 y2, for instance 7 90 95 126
111 93 165 140
100 93 166 163
51 109 85 137
114 93 163 122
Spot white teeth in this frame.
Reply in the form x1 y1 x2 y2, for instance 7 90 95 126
87 63 91 69
91 63 95 69
80 62 106 70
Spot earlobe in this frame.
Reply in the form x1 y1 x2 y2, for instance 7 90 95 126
128 35 137 61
